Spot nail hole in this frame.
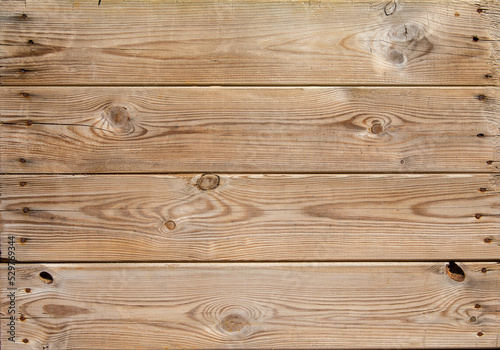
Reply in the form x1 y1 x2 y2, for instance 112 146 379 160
477 133 485 138
477 8 484 13
485 74 492 79
19 158 26 163
20 237 27 243
20 14 28 20
19 315 26 321
470 316 477 323
25 288 31 293
22 207 30 213
22 339 29 344
481 267 487 273
474 304 481 309
486 160 493 165
454 12 460 17
484 238 492 243
27 40 34 45
477 332 484 337
20 92 30 98
473 36 479 42
477 94 486 101
26 120 33 126
165 220 176 230
446 262 465 282
400 160 405 164
479 187 487 192
20 182 27 187
39 271 53 284
475 213 482 219
19 69 27 74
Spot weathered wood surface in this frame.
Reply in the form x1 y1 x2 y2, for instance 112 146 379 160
0 0 498 86
1 262 499 349
1 87 498 173
1 174 499 262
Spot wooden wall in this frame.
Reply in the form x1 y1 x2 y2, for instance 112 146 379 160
1 0 499 349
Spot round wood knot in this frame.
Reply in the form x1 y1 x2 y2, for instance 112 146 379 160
375 23 433 66
104 106 130 128
221 314 247 332
370 123 384 134
388 49 406 65
197 174 220 191
165 220 176 230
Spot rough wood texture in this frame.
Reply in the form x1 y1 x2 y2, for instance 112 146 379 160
0 0 498 86
1 262 499 349
1 87 499 173
1 174 499 262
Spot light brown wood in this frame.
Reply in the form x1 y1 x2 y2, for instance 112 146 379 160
0 0 498 86
1 174 499 261
1 87 498 173
1 262 499 349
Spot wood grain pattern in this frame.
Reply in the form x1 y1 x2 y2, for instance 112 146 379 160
1 174 499 261
0 0 498 86
1 87 499 173
1 262 499 349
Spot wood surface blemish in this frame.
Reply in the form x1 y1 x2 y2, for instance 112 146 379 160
446 262 465 282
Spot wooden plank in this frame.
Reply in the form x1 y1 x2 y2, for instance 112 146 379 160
1 262 499 349
0 0 498 86
1 174 499 262
1 87 498 173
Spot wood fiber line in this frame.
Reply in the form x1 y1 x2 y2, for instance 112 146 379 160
1 87 499 173
1 174 499 262
0 0 498 86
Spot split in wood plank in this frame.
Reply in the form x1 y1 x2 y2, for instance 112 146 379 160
1 87 499 173
0 0 498 85
1 174 499 262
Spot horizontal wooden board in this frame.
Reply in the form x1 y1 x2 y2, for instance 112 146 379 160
1 174 499 262
0 0 498 86
1 87 499 173
1 262 499 349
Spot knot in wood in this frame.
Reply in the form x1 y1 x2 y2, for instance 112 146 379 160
221 314 247 332
384 1 396 16
381 23 433 66
388 49 406 65
446 262 465 282
104 106 130 128
370 123 384 134
389 23 425 43
197 174 220 191
165 220 176 230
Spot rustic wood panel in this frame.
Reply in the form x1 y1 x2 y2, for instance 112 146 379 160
1 174 499 262
0 0 498 86
1 87 498 173
1 262 499 349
